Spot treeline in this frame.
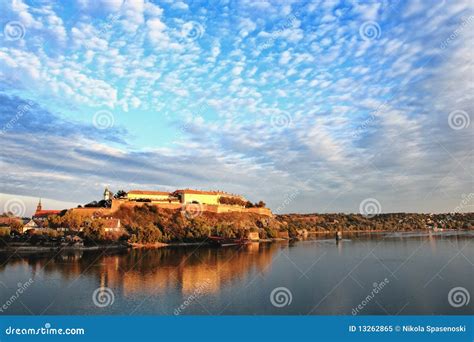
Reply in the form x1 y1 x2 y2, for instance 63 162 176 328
215 196 267 208
277 212 474 232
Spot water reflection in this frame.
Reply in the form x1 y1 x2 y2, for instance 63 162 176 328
0 242 281 299
0 232 472 315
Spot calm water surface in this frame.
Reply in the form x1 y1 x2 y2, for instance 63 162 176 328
0 231 473 315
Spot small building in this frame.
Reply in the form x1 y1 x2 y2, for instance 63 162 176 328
32 199 61 221
101 218 124 233
248 232 260 241
0 216 24 233
22 219 39 233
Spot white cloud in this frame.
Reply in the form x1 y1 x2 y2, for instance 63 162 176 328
279 50 291 65
172 1 189 11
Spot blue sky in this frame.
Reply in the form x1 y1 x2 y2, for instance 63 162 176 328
0 0 473 215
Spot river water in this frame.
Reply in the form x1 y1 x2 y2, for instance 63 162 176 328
0 231 472 315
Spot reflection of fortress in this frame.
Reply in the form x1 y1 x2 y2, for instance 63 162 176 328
8 244 281 298
114 244 278 296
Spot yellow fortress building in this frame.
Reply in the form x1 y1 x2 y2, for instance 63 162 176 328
126 190 172 202
172 189 247 205
125 188 246 206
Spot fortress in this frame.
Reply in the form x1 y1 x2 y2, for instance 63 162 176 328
71 188 272 217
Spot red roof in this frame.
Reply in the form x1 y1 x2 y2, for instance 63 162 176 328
173 189 219 195
0 217 21 225
173 189 243 198
128 190 170 196
100 218 121 228
34 210 61 217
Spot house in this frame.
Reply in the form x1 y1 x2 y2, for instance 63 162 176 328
0 216 23 233
101 218 124 233
22 219 39 233
32 199 61 221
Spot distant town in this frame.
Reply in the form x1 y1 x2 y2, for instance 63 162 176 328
0 187 473 251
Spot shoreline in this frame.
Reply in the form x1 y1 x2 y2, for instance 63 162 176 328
1 229 471 255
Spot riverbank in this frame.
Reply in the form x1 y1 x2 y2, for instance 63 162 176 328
0 238 282 253
2 228 472 255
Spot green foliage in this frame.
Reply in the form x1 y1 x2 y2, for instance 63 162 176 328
244 200 266 208
114 190 128 199
9 220 23 232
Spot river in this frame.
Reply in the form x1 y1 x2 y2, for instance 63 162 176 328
0 231 472 315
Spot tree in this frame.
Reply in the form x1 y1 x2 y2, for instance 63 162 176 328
129 223 162 244
9 220 23 233
85 201 98 207
61 211 83 231
83 220 106 241
218 196 247 206
114 190 127 199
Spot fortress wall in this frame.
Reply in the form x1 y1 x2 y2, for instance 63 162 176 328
111 199 181 211
70 207 113 217
246 208 272 216
74 200 272 218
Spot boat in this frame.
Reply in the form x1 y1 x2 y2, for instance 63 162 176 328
208 236 249 247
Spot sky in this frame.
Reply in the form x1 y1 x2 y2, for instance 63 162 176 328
0 0 473 216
